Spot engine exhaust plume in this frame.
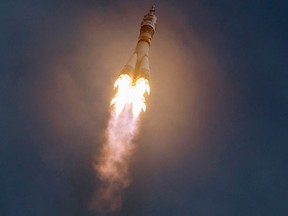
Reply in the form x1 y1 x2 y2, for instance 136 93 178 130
91 6 156 213
92 75 149 212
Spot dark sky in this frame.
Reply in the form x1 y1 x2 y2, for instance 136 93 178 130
1 0 288 216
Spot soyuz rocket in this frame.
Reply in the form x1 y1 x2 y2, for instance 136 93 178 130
120 6 157 83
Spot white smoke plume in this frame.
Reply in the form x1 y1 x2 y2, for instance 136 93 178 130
91 106 139 212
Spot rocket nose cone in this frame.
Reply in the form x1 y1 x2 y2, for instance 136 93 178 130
120 53 138 78
126 53 137 68
135 55 150 81
150 5 156 14
139 55 150 71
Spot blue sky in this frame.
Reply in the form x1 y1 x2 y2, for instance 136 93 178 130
1 1 288 215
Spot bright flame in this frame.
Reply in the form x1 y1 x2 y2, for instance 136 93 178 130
92 73 150 213
111 74 150 117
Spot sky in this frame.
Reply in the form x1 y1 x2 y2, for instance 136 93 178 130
1 0 288 215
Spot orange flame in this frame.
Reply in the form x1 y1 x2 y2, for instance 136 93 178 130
92 74 150 213
111 74 150 117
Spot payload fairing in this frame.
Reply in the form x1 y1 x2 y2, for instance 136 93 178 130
120 6 157 83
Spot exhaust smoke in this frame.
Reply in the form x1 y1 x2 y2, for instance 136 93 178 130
91 75 150 212
91 6 156 213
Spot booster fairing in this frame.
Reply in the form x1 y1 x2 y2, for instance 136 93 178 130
120 6 157 82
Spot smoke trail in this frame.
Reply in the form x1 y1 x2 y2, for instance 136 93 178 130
94 107 139 212
91 74 149 213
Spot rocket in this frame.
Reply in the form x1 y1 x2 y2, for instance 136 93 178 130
120 6 157 83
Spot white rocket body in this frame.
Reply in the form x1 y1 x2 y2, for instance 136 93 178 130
120 6 157 82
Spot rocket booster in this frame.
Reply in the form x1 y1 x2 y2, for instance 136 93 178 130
120 6 157 82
